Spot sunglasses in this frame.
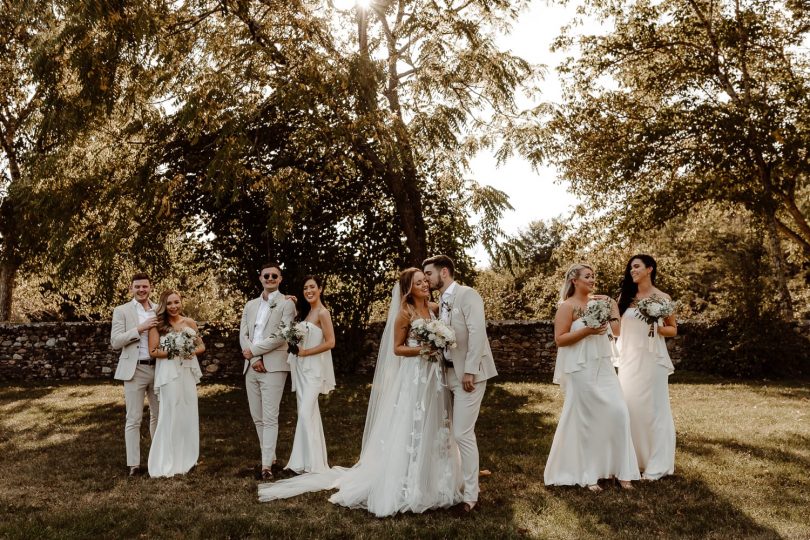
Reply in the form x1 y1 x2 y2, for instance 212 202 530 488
262 273 280 280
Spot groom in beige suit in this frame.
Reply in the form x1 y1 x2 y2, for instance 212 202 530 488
110 272 159 476
240 262 296 480
423 255 498 513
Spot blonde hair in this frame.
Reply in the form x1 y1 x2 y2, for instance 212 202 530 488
558 263 594 303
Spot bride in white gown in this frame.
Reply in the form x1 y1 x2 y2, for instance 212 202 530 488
544 264 639 491
147 290 204 478
258 268 463 516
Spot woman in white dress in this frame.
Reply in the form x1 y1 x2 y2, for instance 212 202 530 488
285 275 336 474
616 254 677 480
544 263 639 491
258 268 463 517
147 290 204 478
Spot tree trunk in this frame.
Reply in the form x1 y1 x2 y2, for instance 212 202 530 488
765 211 794 321
0 260 17 321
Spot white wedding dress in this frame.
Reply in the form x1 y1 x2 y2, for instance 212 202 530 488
147 329 202 478
544 319 640 486
616 309 676 480
285 321 336 474
258 286 463 517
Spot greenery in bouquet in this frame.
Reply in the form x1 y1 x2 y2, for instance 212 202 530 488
273 321 306 355
635 296 678 337
410 319 457 363
160 328 197 360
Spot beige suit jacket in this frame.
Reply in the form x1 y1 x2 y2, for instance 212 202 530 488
446 284 498 383
239 294 296 375
110 300 149 381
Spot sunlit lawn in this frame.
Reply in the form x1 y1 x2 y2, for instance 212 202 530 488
0 372 807 539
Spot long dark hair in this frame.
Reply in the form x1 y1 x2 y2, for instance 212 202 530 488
298 275 326 321
618 254 657 315
155 290 183 334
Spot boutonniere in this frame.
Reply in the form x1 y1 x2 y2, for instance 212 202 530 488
441 298 454 312
269 300 278 310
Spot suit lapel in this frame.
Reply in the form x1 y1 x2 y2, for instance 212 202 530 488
127 302 139 330
260 300 278 336
246 299 259 341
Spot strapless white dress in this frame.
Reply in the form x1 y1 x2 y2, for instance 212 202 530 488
616 309 676 479
544 319 640 486
147 329 202 478
285 321 336 473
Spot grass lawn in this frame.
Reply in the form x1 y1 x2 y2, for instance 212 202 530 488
0 372 808 539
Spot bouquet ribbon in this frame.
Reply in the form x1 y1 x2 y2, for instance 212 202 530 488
648 320 658 352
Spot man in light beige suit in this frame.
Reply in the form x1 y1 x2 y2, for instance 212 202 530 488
423 255 498 514
110 272 159 476
240 262 296 480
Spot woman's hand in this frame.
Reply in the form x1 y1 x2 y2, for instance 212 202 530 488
586 323 608 336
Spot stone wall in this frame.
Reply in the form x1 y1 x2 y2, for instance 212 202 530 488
0 322 245 382
1 319 806 382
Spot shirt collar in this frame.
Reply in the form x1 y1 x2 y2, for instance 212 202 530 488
132 298 154 311
442 281 457 299
260 290 279 303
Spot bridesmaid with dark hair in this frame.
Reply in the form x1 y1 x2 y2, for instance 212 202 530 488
616 254 678 480
284 276 336 474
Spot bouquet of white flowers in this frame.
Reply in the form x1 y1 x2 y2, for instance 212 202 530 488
580 298 615 329
273 321 306 355
161 328 197 360
410 319 457 362
635 296 678 337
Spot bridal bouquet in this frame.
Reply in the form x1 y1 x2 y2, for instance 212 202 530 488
273 321 306 355
635 296 678 338
161 328 197 360
580 298 616 329
410 319 456 362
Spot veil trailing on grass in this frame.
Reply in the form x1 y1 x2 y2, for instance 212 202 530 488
257 284 404 504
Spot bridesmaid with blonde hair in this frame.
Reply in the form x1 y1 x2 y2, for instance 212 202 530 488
544 263 639 491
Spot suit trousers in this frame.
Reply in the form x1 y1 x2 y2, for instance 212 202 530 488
446 367 487 502
246 368 288 468
124 364 159 467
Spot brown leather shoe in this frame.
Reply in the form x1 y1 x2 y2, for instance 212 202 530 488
261 468 273 481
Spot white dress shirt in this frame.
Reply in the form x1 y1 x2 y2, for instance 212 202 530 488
134 299 156 360
253 291 279 340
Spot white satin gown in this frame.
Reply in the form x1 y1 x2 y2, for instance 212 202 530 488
258 318 463 517
616 309 676 480
544 319 640 486
147 330 202 478
285 321 336 474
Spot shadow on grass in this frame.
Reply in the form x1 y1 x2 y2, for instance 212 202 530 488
1 376 800 538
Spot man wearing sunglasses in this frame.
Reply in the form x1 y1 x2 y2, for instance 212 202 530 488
240 262 296 480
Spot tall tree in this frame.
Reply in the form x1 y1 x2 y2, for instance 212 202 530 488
547 0 810 320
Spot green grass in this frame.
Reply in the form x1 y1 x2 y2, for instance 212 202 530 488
0 372 808 539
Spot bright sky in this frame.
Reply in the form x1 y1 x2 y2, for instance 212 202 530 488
468 1 603 267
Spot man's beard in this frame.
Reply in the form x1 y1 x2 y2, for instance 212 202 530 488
435 278 445 291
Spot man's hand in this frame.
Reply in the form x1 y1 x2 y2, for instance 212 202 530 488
242 348 254 360
252 359 267 373
462 373 475 392
136 316 157 333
